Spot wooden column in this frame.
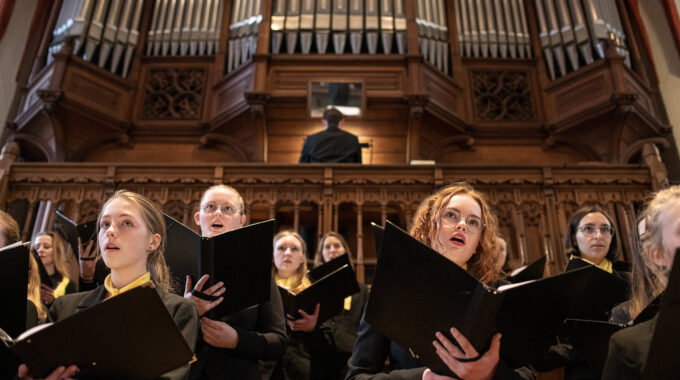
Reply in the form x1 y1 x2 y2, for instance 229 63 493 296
333 204 338 231
293 202 300 232
22 202 37 242
356 202 364 283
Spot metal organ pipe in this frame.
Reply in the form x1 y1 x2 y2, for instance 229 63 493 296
533 0 630 80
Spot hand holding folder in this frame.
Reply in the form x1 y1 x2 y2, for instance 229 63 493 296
365 221 630 375
1 285 194 380
279 254 360 323
54 211 97 259
163 216 275 317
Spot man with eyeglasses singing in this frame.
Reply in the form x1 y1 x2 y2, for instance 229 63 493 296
194 186 246 238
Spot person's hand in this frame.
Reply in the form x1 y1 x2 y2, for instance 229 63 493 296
184 274 225 316
40 284 55 306
287 304 320 332
200 317 239 349
432 327 501 380
18 364 79 379
422 369 455 380
78 238 96 282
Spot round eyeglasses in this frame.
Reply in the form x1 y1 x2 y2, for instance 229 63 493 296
201 202 241 216
440 209 485 234
577 225 614 237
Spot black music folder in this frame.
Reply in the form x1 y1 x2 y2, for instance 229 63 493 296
308 253 352 283
365 221 631 374
370 222 384 255
279 262 360 323
0 285 194 380
54 211 96 259
564 257 629 320
163 215 275 317
643 248 680 379
563 283 663 368
507 256 546 283
0 242 29 338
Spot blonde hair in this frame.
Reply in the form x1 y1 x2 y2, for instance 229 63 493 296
644 186 680 269
628 185 680 318
200 184 245 214
0 210 20 245
27 253 47 319
32 232 73 282
313 231 353 268
409 183 502 285
98 190 174 292
273 231 310 293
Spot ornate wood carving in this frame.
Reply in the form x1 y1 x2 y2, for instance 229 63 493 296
471 70 534 122
142 68 207 120
3 162 654 280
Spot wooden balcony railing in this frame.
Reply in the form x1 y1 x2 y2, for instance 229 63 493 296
1 161 654 283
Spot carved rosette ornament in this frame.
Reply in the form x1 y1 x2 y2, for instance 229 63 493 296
142 69 206 120
471 71 534 121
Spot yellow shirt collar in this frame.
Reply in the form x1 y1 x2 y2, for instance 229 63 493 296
275 273 311 294
572 255 613 274
104 272 151 299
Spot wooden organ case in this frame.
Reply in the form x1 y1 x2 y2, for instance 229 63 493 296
1 0 675 282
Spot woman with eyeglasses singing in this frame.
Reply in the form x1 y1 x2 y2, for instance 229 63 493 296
534 206 631 379
347 183 534 380
185 184 287 380
564 206 631 284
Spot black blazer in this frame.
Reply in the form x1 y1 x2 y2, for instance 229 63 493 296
601 316 657 380
346 315 535 380
190 277 287 380
299 127 362 163
331 283 370 354
48 284 199 380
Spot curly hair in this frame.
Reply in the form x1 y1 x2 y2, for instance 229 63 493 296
409 182 502 285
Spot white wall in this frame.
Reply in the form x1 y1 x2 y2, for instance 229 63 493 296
0 1 38 131
639 1 680 156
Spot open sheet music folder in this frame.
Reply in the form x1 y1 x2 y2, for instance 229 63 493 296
507 256 546 283
563 288 662 368
54 211 96 259
564 257 628 321
0 242 29 338
365 221 632 375
1 285 194 380
279 257 360 323
163 216 275 317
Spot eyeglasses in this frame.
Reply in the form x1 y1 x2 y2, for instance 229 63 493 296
201 202 241 216
577 225 614 237
440 208 485 234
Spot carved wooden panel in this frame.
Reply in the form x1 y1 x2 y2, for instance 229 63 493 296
142 68 207 120
3 163 654 281
471 70 535 122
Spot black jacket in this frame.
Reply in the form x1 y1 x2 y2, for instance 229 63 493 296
299 127 362 163
48 284 199 380
190 277 287 380
601 316 657 380
345 314 535 380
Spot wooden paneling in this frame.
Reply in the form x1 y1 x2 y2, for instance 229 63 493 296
3 162 654 282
